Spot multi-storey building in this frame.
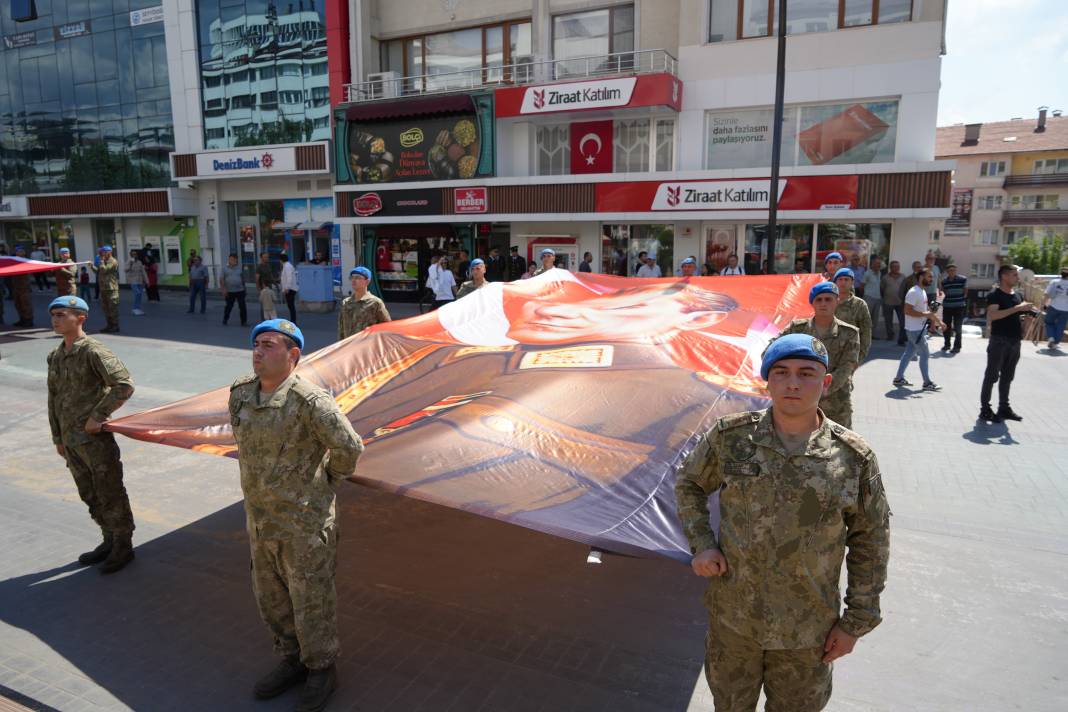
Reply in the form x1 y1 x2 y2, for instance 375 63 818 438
936 111 1068 290
327 0 953 300
0 2 197 287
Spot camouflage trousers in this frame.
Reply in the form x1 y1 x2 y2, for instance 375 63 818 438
249 526 339 670
704 622 832 712
64 433 135 537
101 289 120 328
14 285 33 322
819 384 853 429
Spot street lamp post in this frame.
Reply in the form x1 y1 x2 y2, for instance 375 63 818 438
766 0 788 274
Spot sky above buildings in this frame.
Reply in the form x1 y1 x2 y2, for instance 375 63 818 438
938 0 1068 126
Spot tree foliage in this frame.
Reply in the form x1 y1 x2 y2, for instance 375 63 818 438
1006 235 1067 274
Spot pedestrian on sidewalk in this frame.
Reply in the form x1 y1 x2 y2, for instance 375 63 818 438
980 264 1036 422
940 264 968 353
77 266 92 304
881 261 906 342
220 253 248 326
255 252 276 321
11 245 34 327
55 247 78 297
893 267 944 391
125 249 146 316
636 253 662 278
231 320 363 711
863 256 884 337
432 256 457 308
142 244 160 302
834 268 872 362
675 333 889 712
1042 265 1068 350
47 295 137 574
338 266 391 340
187 255 209 314
779 282 860 427
721 254 745 275
279 252 298 323
923 251 943 303
30 242 51 291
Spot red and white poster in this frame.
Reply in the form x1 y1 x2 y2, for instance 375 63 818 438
595 176 859 212
569 120 613 174
495 73 682 118
454 187 488 214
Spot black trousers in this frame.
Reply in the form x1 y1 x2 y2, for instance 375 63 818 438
942 307 966 351
34 271 51 290
223 290 248 325
284 289 297 323
980 335 1021 410
882 303 904 340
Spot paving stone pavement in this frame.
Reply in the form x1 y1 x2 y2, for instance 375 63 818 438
1 289 1065 711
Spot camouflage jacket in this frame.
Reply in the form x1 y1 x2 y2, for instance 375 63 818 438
229 373 364 539
47 336 135 447
337 293 391 341
675 408 890 648
455 279 487 299
779 318 859 398
836 293 873 361
55 259 78 295
93 257 120 291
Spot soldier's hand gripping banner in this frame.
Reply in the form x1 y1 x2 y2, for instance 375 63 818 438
108 271 820 561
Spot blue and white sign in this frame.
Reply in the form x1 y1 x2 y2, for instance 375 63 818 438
193 146 297 177
130 5 164 27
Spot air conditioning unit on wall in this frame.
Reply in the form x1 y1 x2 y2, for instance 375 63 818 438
365 71 400 100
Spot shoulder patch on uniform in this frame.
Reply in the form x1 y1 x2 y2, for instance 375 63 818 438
833 425 873 459
836 319 860 334
230 374 257 392
290 376 330 404
717 410 762 432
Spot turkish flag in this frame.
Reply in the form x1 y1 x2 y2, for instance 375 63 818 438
570 120 613 174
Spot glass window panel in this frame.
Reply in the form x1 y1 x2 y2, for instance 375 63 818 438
612 5 634 53
843 0 874 26
746 224 814 274
535 125 570 176
796 100 897 165
601 224 630 275
785 0 838 34
741 0 770 38
485 26 504 81
654 119 675 171
406 38 423 77
554 9 611 74
425 27 482 89
38 54 59 103
631 224 674 276
74 83 97 110
93 31 118 81
614 118 650 172
20 58 41 105
69 35 95 86
709 0 739 42
510 22 532 58
878 0 912 24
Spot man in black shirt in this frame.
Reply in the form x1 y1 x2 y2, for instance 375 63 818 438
980 264 1036 422
940 264 968 353
485 247 506 282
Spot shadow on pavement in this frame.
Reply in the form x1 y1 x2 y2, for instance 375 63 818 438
0 486 706 712
962 421 1019 446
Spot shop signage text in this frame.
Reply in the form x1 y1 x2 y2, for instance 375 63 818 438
454 187 488 214
343 189 444 218
0 196 29 216
55 21 91 40
354 193 383 217
190 145 300 178
3 32 35 49
596 176 859 213
130 6 165 27
652 180 786 210
496 73 682 118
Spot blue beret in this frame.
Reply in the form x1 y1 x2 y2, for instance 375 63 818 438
59 247 70 254
349 266 372 280
469 258 485 268
251 319 304 351
49 296 89 313
824 251 842 263
681 257 697 266
833 268 855 282
100 245 112 252
809 281 840 303
540 248 555 256
761 334 830 380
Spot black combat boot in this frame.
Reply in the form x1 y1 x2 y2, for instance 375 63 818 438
253 656 307 700
78 533 113 566
99 535 134 574
296 665 337 712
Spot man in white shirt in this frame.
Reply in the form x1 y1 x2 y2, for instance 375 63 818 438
721 254 745 276
893 267 944 391
432 256 457 308
636 254 662 278
1043 266 1068 349
279 252 299 324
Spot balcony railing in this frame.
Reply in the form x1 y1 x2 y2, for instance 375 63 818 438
1001 209 1068 225
1003 173 1068 188
345 48 678 104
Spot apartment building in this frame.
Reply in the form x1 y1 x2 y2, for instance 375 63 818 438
936 110 1068 289
326 0 952 300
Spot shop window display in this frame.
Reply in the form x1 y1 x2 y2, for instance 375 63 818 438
601 224 674 276
815 223 891 268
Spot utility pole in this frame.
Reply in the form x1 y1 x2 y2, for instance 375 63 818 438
766 0 788 274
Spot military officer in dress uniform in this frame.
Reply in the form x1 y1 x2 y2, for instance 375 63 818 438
832 267 873 361
455 258 487 299
55 247 79 297
231 319 364 711
675 333 890 712
779 282 860 428
337 266 390 341
91 246 121 333
46 296 137 573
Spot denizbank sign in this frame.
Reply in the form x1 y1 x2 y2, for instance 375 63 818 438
191 146 298 178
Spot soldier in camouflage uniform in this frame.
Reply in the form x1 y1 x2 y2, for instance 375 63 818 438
832 268 872 361
91 246 121 333
337 266 390 341
46 295 137 574
12 245 35 327
779 282 860 428
55 247 79 297
231 319 364 711
532 248 556 276
455 258 487 299
675 333 890 712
